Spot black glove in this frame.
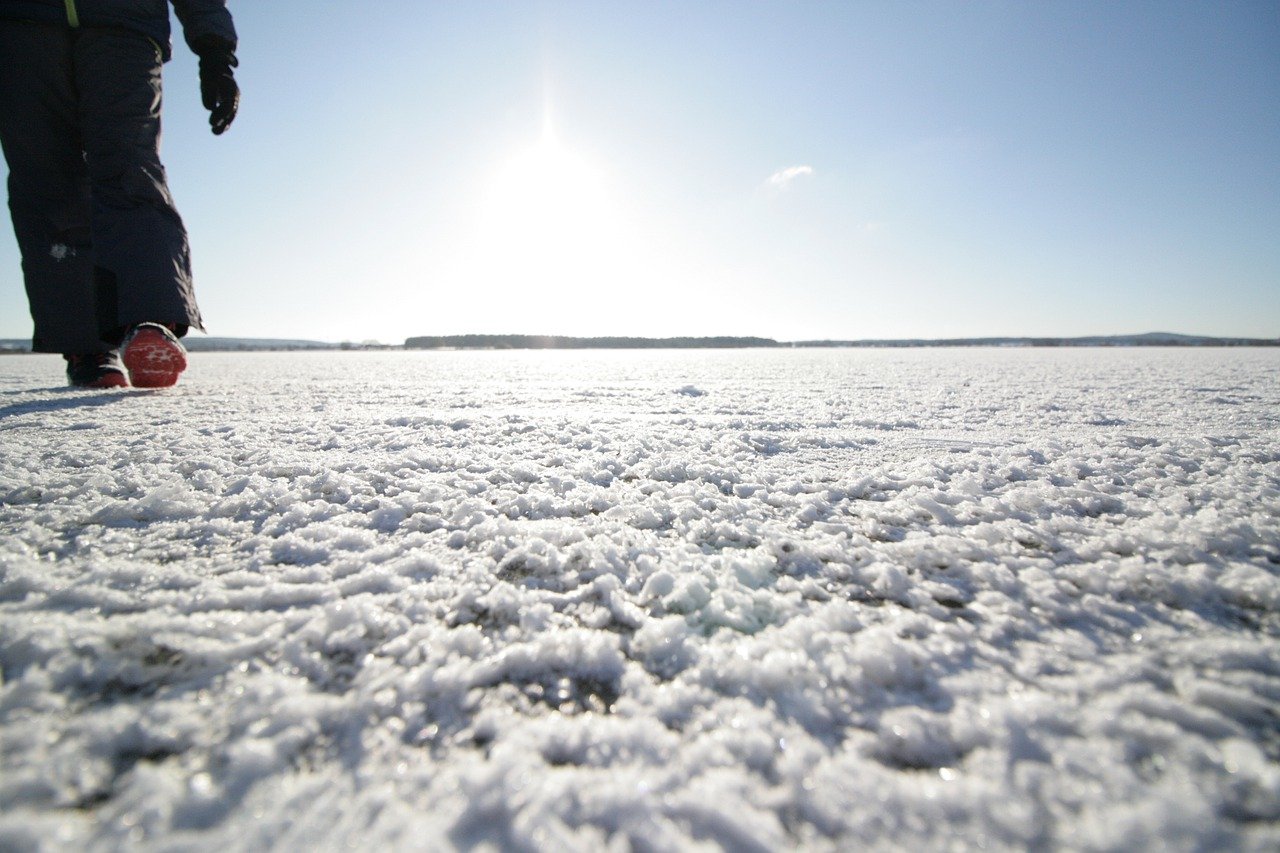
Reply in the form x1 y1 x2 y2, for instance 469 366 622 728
194 36 239 135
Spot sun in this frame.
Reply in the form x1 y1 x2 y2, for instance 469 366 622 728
461 130 636 322
479 138 611 249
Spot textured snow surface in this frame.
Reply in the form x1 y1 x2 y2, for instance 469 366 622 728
1 348 1278 851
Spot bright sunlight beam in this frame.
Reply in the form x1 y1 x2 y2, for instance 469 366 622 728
477 138 614 266
450 109 642 331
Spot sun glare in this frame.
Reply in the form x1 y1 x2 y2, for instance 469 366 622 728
480 140 610 246
458 131 637 326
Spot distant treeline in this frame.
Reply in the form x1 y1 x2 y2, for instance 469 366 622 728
405 332 1277 350
9 333 1272 355
404 335 782 350
792 333 1279 348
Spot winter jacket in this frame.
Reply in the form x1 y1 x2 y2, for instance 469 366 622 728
0 0 235 60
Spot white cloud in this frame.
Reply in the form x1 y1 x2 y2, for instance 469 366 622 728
766 165 814 190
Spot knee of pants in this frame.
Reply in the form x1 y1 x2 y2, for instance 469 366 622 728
86 153 177 212
6 178 93 244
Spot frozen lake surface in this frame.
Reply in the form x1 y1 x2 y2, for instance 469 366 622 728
1 347 1278 850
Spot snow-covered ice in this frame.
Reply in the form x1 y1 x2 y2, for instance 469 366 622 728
1 347 1278 851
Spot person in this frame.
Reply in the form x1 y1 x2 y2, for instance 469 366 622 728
0 0 238 388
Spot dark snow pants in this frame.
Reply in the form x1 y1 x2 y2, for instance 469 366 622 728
0 20 202 354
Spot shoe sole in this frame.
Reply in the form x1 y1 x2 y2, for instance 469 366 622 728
123 327 187 388
76 371 130 389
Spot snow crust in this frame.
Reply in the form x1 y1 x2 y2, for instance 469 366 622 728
1 348 1277 851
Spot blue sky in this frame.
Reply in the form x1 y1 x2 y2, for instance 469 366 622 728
2 1 1277 343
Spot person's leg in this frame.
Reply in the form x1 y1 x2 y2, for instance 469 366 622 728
0 21 103 355
74 27 204 344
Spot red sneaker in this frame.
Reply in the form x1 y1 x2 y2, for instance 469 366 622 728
64 352 129 389
121 323 187 388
